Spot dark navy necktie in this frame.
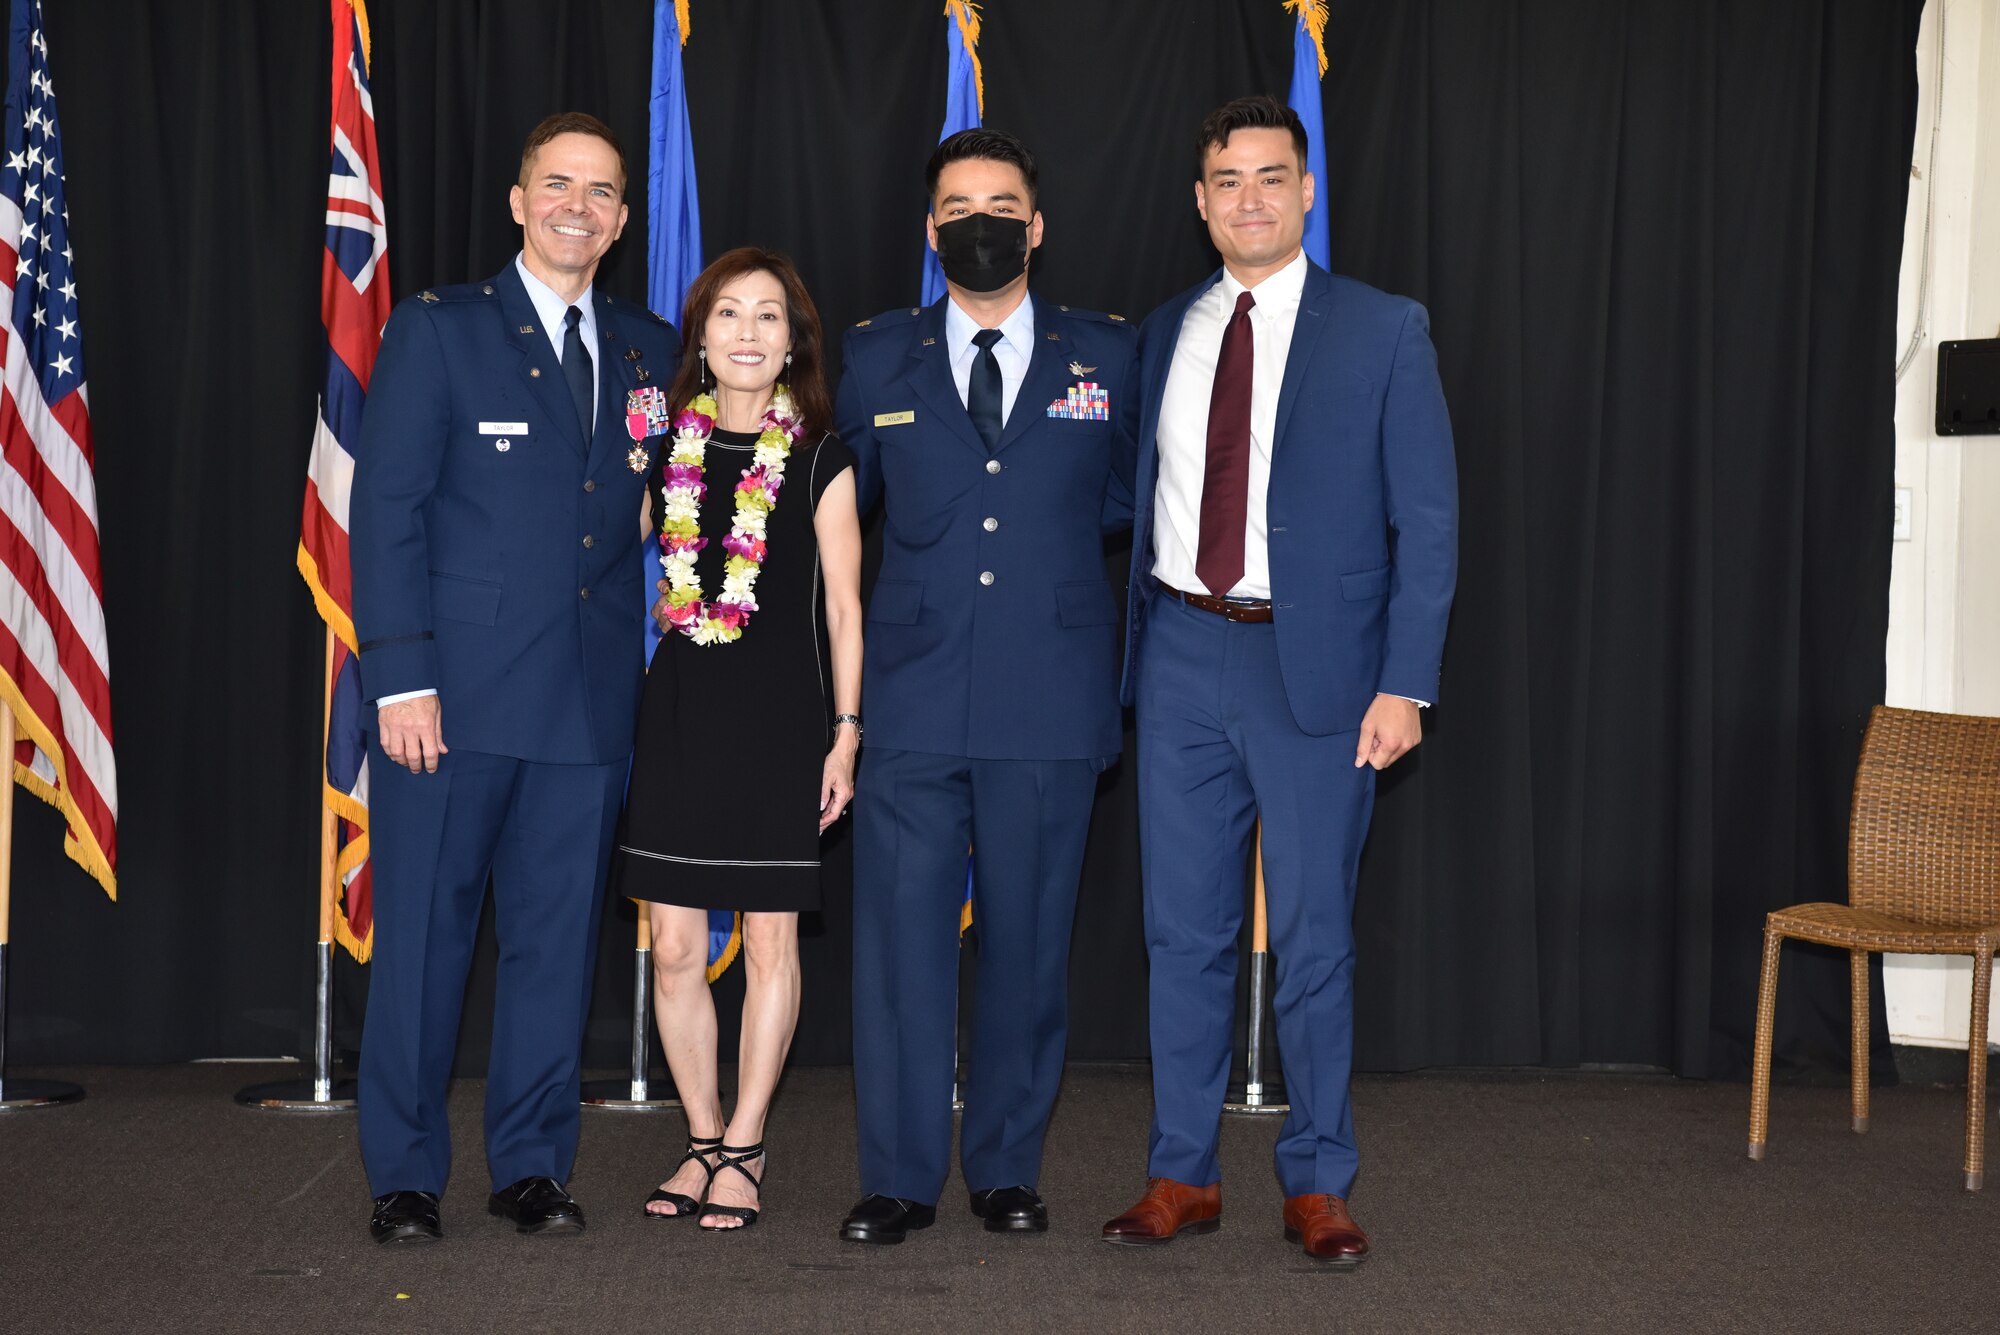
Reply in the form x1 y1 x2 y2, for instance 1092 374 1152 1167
1196 290 1256 596
562 305 593 441
968 327 1004 452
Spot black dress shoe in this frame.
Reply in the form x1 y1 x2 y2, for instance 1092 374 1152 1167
369 1190 441 1245
487 1176 585 1235
970 1185 1049 1233
838 1193 936 1244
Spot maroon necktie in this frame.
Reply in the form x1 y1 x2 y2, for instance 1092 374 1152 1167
1196 290 1256 597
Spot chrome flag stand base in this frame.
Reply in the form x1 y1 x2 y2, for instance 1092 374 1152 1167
236 943 356 1111
0 944 85 1111
1224 950 1289 1116
584 942 678 1110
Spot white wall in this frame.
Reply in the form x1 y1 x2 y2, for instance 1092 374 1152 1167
1883 0 2000 1050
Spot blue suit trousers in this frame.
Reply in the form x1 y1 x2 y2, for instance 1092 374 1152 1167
357 743 624 1198
851 747 1098 1204
1137 593 1376 1198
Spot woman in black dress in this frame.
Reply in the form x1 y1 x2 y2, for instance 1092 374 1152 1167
614 248 861 1231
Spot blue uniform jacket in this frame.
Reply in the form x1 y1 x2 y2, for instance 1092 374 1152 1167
351 263 681 765
1122 262 1458 734
837 295 1138 761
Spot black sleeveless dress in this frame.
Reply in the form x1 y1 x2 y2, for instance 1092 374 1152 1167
612 426 855 912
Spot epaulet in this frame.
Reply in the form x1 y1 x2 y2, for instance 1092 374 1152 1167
1053 305 1129 326
851 306 922 333
410 281 492 306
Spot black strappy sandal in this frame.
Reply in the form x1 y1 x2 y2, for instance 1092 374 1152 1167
697 1142 765 1232
643 1134 722 1219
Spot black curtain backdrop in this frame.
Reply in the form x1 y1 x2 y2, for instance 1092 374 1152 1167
10 1 1919 1085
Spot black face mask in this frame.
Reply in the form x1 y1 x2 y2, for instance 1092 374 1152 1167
933 213 1031 293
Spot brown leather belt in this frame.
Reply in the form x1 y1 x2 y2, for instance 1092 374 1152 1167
1158 583 1274 623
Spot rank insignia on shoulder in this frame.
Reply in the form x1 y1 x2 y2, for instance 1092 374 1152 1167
910 308 921 316
1108 313 1126 322
855 318 872 327
419 290 439 303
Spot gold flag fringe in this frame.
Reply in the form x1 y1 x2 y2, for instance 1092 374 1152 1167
348 0 373 71
705 912 743 983
1 672 115 899
677 0 692 47
1284 0 1329 78
945 1 985 119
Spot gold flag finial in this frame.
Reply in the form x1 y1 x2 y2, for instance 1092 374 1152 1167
1284 0 1329 79
945 1 985 120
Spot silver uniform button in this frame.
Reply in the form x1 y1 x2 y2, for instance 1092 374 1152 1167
979 571 995 587
985 459 1001 475
982 517 998 532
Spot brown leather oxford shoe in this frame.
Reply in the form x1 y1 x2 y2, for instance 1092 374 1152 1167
1100 1176 1221 1246
1282 1193 1369 1267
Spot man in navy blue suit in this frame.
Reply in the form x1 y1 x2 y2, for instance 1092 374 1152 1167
350 112 678 1245
1100 96 1457 1267
834 128 1137 1243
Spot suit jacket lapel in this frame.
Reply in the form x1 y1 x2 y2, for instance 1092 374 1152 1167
996 295 1067 453
905 299 987 457
1133 275 1218 583
496 264 587 454
1270 261 1333 452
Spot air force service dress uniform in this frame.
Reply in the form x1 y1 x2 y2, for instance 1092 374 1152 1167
836 294 1137 1204
351 258 679 1199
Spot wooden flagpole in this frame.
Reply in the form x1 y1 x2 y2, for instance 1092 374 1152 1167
0 699 85 1109
237 628 354 1110
1226 824 1288 1114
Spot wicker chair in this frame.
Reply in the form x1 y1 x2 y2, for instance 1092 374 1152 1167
1748 705 2000 1190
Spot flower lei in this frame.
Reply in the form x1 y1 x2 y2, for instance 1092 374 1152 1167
655 384 803 645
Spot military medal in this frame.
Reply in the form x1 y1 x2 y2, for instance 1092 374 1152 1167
625 384 671 472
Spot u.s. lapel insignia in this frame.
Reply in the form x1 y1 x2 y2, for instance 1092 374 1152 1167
1068 360 1096 376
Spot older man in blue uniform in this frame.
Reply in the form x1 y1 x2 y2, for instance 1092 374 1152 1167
834 128 1138 1243
351 112 678 1245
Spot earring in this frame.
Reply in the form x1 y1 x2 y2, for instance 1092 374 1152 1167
785 351 793 367
697 347 707 387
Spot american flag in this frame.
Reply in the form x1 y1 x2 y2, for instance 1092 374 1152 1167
298 0 387 961
0 0 115 897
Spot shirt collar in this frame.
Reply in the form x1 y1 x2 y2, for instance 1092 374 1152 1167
945 290 1036 364
1217 248 1309 314
515 252 597 339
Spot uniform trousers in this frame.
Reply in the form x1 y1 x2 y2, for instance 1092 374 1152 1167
851 746 1099 1204
1136 592 1376 1198
358 741 625 1198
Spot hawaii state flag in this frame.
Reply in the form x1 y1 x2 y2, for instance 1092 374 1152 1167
297 0 388 961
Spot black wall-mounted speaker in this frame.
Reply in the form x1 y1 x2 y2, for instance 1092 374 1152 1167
1936 338 2000 435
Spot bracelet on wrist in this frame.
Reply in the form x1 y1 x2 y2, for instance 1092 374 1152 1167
834 713 863 739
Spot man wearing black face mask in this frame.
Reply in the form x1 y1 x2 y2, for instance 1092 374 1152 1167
834 128 1138 1245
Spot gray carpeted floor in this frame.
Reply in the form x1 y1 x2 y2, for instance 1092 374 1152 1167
0 1062 1993 1333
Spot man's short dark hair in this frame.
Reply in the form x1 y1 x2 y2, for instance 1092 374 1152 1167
926 128 1039 210
518 111 628 195
1196 95 1308 179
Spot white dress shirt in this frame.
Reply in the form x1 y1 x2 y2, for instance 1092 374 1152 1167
375 255 601 708
514 251 599 428
945 291 1036 424
1150 249 1307 602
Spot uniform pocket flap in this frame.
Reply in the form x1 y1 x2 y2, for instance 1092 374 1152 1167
1056 579 1117 627
1340 565 1390 601
868 578 924 625
429 571 502 625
